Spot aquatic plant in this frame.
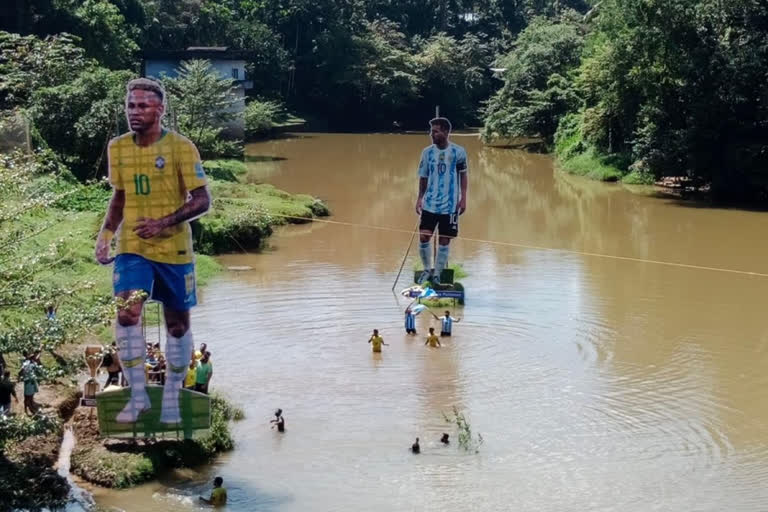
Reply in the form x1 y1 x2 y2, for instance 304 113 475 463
442 406 484 453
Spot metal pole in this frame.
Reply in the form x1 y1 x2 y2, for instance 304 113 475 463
392 220 421 292
435 105 440 118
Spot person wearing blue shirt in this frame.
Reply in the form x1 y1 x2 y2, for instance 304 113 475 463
440 310 461 337
404 305 417 334
415 117 468 285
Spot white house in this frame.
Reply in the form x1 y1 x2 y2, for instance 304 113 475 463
142 47 253 138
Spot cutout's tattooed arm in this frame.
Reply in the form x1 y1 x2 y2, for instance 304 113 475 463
95 189 125 264
133 186 210 239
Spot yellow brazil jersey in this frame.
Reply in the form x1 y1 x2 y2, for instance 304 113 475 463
370 335 384 352
184 367 197 388
210 487 227 506
427 335 440 347
108 130 208 264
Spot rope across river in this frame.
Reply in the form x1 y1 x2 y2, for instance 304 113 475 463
263 212 768 279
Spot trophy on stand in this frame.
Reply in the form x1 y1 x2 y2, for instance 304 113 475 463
82 345 104 407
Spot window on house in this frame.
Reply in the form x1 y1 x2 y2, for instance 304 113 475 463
232 68 239 79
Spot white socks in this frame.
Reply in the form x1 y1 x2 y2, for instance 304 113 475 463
115 323 150 423
435 245 450 278
419 241 432 273
160 329 193 424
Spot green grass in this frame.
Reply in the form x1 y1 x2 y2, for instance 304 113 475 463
557 149 623 182
210 181 329 220
621 170 655 185
197 181 329 254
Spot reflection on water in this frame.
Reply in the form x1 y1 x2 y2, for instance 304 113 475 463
95 134 768 511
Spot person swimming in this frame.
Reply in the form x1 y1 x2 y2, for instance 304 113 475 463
441 433 450 445
411 437 420 454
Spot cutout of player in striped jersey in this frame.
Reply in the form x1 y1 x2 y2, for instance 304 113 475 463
414 117 468 285
95 78 211 424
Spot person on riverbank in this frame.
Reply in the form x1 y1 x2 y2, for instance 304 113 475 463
271 408 285 432
95 78 210 424
195 351 213 394
414 117 468 286
425 327 441 348
19 353 40 415
195 342 207 361
0 371 18 415
199 476 227 506
368 329 388 353
102 342 122 387
404 305 417 334
440 310 461 337
184 359 197 389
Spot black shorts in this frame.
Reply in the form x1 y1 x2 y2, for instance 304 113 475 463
420 210 459 238
440 331 451 337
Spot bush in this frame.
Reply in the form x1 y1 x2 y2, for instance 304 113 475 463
30 66 134 180
0 412 60 452
195 199 274 254
244 99 286 138
52 180 111 212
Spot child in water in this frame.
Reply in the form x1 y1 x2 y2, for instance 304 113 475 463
271 408 285 432
368 329 388 353
425 327 441 348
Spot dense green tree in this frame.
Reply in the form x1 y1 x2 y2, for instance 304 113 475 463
30 66 132 180
572 0 768 198
482 15 584 141
163 59 242 158
59 0 140 69
0 31 90 110
414 32 494 126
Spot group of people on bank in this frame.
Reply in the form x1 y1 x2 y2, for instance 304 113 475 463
100 340 214 394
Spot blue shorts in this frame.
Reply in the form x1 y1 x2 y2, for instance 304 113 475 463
113 254 197 311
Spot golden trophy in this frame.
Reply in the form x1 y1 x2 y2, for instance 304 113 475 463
82 345 104 406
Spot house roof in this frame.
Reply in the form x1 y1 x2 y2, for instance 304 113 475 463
143 47 252 60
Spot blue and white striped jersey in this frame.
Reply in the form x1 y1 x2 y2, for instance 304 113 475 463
441 315 458 333
418 143 468 215
405 312 416 331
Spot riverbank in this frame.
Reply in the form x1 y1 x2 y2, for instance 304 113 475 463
0 153 328 509
70 393 244 489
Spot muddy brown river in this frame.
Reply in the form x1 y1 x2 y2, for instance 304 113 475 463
90 133 768 511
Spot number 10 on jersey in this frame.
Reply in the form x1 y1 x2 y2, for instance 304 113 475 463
133 174 150 195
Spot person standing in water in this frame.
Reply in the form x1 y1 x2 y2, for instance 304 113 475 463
271 408 285 432
404 305 417 334
199 476 227 506
439 310 461 337
368 329 388 353
425 327 441 348
415 117 468 286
